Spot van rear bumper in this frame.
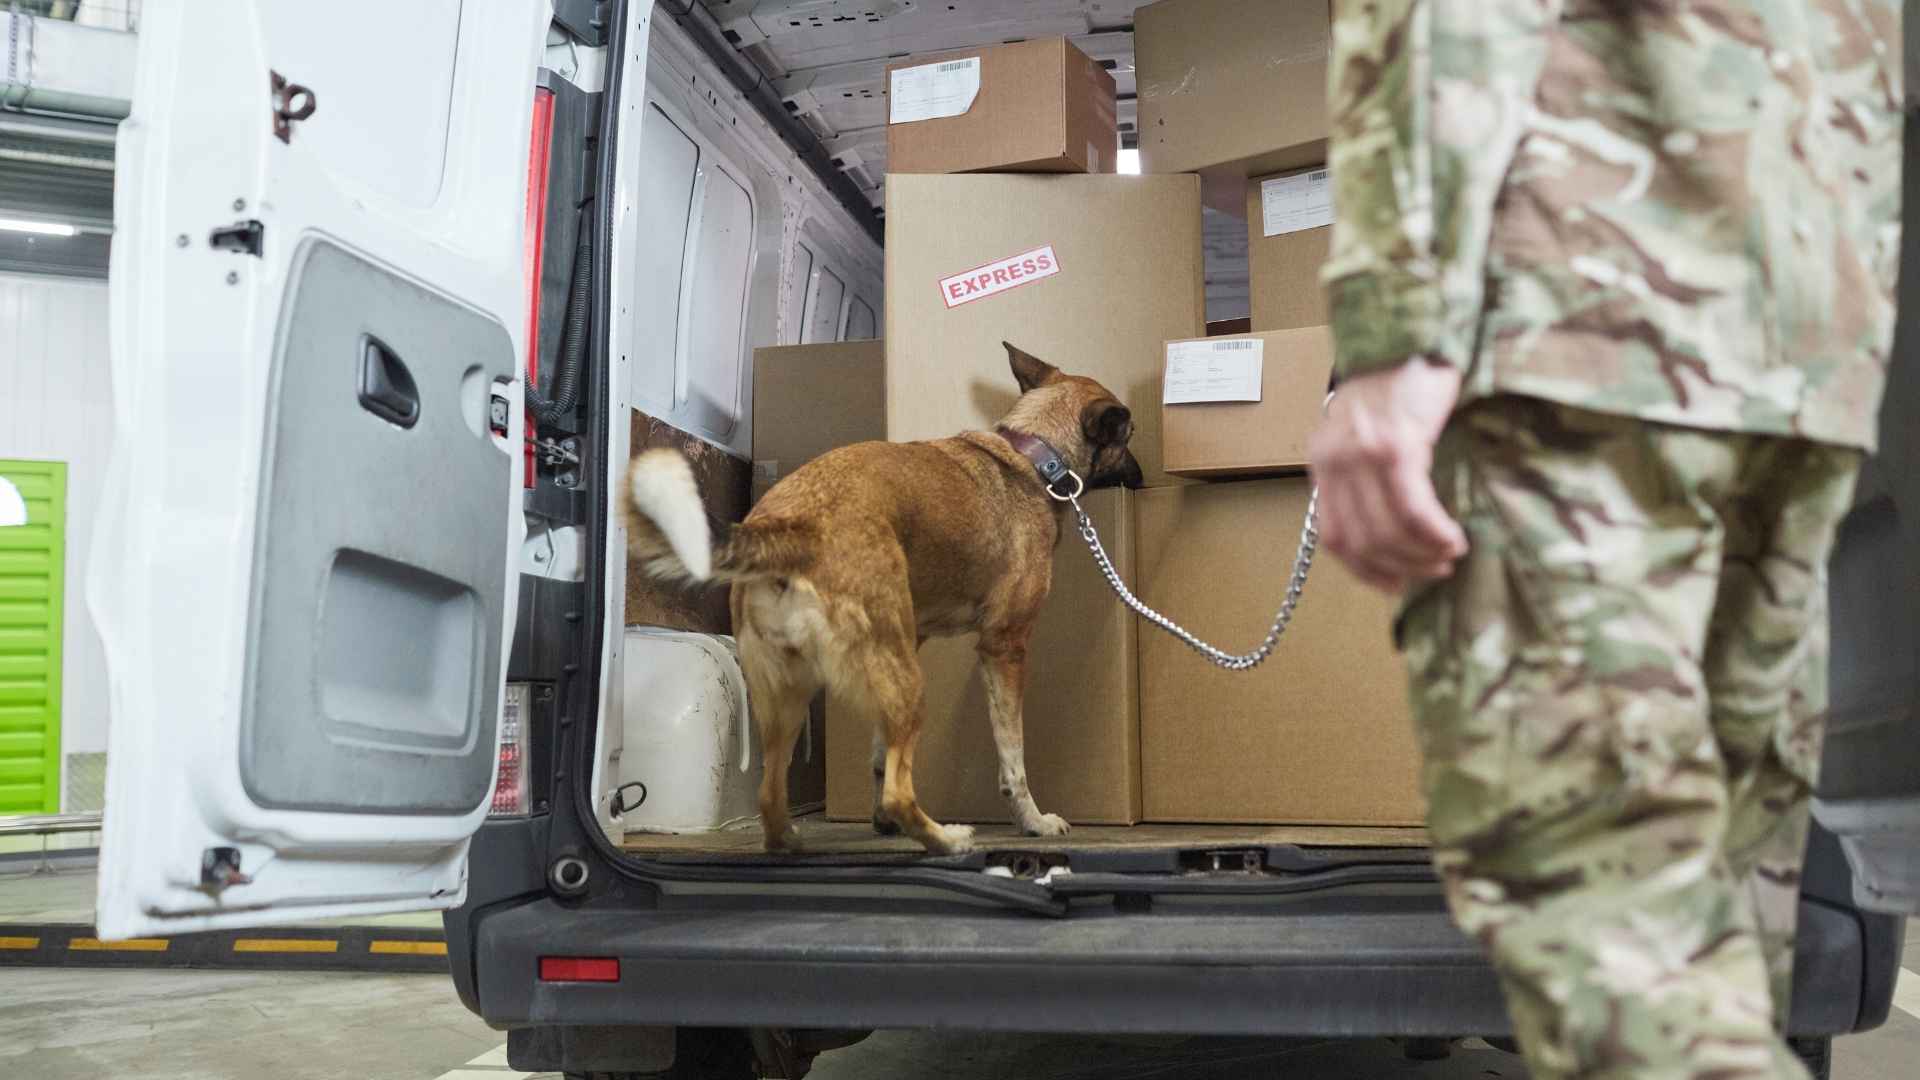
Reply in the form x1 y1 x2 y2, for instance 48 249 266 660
464 890 1878 1038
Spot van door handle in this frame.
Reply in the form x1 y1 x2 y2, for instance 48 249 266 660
357 336 420 429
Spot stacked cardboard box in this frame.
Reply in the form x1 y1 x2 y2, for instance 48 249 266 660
1134 0 1332 215
885 39 1118 175
1162 326 1333 479
1136 480 1424 825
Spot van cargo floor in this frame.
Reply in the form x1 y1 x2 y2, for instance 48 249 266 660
621 813 1426 857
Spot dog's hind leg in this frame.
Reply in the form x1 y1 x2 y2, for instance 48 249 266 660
838 643 975 856
978 627 1070 837
733 582 821 853
739 640 813 853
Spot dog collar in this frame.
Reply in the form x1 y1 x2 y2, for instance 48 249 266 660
995 427 1079 498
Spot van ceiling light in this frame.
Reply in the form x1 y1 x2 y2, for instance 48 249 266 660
0 217 79 237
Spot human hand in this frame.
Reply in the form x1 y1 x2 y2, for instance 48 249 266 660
1306 360 1468 593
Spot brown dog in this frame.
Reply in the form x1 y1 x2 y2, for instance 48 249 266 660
622 343 1141 854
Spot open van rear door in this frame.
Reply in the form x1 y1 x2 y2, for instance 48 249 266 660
89 0 549 939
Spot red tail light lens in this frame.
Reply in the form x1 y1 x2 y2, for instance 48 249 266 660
490 683 531 816
539 956 621 983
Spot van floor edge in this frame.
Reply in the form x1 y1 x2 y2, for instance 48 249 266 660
620 814 1428 856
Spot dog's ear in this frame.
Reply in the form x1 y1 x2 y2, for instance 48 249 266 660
1081 400 1133 446
1004 341 1061 394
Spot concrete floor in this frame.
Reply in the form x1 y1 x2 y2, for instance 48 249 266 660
1 866 1915 1079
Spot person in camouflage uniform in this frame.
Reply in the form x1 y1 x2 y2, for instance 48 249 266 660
1306 2 1903 1077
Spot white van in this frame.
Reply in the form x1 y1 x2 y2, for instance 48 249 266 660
89 3 1916 1077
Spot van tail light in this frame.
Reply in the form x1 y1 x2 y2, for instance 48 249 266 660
491 682 532 816
539 956 621 983
522 85 557 489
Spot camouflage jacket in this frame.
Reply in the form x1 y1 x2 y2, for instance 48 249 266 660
1323 0 1904 451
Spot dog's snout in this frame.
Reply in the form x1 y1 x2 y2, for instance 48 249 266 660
1121 452 1145 489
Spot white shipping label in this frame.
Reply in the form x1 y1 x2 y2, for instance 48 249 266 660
889 57 982 124
1261 169 1333 237
1163 338 1265 404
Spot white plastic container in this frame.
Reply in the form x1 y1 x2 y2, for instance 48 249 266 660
619 628 763 833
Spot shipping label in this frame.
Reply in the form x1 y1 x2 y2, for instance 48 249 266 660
1163 337 1264 404
889 57 982 124
1261 168 1333 237
938 244 1061 309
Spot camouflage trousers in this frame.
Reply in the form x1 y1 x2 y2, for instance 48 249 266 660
1400 397 1862 1079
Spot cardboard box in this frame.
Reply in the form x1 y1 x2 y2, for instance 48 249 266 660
1162 327 1333 479
1247 167 1332 332
1136 480 1425 825
884 173 1205 486
827 488 1140 825
750 340 886 502
886 39 1118 175
1135 0 1331 215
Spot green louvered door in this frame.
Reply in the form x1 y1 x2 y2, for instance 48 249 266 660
0 460 64 814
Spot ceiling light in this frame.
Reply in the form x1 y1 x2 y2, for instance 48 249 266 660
0 217 79 237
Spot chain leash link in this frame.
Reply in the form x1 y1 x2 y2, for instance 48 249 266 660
1050 477 1319 672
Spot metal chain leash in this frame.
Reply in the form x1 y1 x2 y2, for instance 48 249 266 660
1047 472 1320 672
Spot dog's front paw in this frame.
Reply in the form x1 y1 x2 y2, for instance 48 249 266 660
1022 813 1071 838
926 823 977 855
764 824 804 854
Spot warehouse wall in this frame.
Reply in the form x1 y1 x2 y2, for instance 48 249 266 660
0 272 113 811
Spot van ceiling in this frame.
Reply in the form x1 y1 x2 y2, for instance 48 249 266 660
698 0 1157 209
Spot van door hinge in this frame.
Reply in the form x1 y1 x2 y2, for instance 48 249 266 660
208 220 264 257
270 70 317 143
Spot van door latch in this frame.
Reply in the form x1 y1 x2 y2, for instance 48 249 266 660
208 220 264 257
270 70 317 143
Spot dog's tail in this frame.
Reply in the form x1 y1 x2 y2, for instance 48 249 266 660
622 449 813 585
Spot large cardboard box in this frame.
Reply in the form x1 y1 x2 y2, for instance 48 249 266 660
750 340 886 503
1136 480 1426 825
886 39 1118 175
1247 167 1332 332
1162 327 1333 479
1134 0 1331 215
827 488 1140 825
884 173 1206 486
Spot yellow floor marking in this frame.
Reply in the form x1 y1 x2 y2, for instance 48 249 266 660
0 936 40 950
370 939 448 956
233 938 339 954
68 937 169 951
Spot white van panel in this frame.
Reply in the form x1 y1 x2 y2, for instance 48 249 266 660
614 16 879 458
801 264 846 344
629 103 698 417
846 295 877 340
259 1 463 209
680 165 755 438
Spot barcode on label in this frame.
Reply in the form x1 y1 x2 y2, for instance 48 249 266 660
1308 170 1329 182
1214 340 1257 350
937 60 974 72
